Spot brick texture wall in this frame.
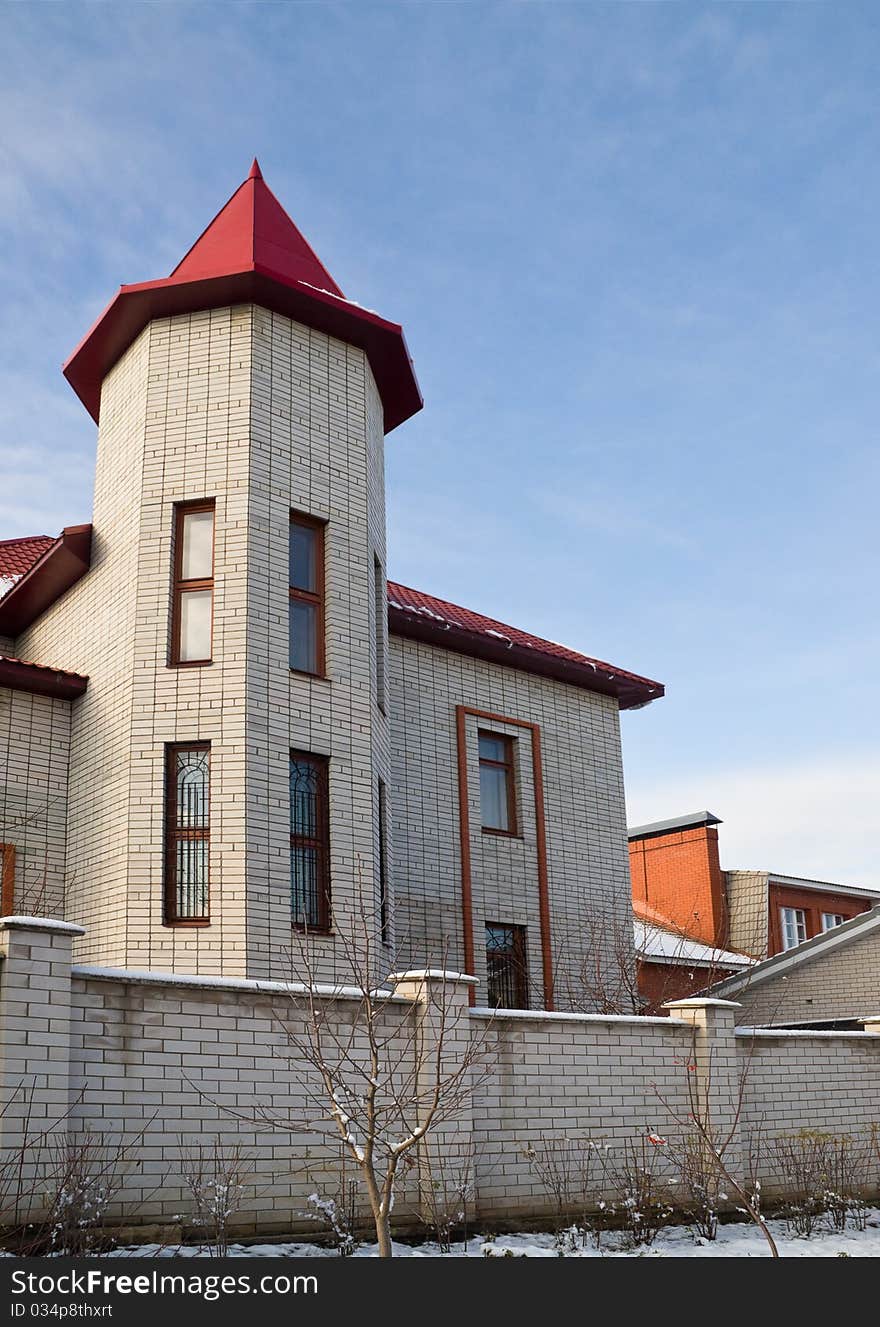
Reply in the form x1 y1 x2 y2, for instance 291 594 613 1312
0 688 70 917
15 306 390 984
388 635 635 1012
628 824 726 947
732 926 880 1026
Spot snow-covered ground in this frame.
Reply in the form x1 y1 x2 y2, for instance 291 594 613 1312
108 1212 880 1258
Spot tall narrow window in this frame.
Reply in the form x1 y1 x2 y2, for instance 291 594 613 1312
478 731 517 834
780 906 807 951
289 515 325 676
373 554 386 712
165 744 210 924
485 923 528 1009
171 502 215 665
290 751 330 930
377 778 389 942
0 843 15 915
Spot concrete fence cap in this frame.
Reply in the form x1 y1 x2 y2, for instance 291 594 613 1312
0 915 86 937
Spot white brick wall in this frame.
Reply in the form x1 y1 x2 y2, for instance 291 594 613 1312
0 689 70 917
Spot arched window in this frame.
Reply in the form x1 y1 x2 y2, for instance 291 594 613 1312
290 752 329 930
165 744 210 923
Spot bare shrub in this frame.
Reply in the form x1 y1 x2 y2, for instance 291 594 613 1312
43 1131 131 1256
305 1180 359 1256
523 1134 595 1249
180 1139 251 1256
419 1142 475 1253
772 1130 873 1236
594 1136 674 1249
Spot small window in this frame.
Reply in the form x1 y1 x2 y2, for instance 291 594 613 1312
485 923 528 1009
1 843 15 914
478 731 516 834
289 515 325 676
171 502 215 665
290 751 330 930
374 553 386 712
780 906 807 951
164 744 210 923
821 912 846 932
377 778 389 943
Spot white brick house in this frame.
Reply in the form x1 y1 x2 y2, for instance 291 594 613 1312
0 162 663 1011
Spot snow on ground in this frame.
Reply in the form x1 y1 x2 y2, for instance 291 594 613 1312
108 1211 880 1258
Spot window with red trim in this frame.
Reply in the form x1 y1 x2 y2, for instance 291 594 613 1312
171 502 215 665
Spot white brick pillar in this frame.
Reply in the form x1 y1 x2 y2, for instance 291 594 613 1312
390 969 479 1224
0 916 84 1221
664 997 742 1178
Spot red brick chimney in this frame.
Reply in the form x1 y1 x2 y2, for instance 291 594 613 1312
628 812 726 948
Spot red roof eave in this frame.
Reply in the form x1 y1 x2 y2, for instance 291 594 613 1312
0 526 92 637
0 656 88 701
387 590 663 710
63 267 422 434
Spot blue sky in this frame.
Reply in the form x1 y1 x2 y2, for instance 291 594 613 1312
1 3 878 883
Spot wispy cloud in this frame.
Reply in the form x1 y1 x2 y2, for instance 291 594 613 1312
625 751 880 887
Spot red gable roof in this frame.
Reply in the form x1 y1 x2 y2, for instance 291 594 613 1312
0 536 54 585
387 581 663 710
0 527 92 635
63 162 422 433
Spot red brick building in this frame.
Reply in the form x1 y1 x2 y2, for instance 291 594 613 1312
628 810 880 1011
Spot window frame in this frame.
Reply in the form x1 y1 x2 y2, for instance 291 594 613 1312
478 730 517 836
377 777 389 943
1 843 15 915
290 749 331 933
170 500 216 667
163 742 211 927
373 552 387 713
485 921 529 1009
289 512 326 678
779 905 807 951
821 911 846 932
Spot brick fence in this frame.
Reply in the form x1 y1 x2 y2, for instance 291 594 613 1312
1 916 879 1239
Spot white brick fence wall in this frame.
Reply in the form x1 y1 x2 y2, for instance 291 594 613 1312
1 917 879 1239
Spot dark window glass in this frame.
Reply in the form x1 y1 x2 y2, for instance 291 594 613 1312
165 744 210 922
485 922 528 1009
290 752 330 929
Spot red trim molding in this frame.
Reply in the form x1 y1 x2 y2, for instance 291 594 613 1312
0 843 15 914
0 525 92 636
0 656 88 700
455 705 554 1010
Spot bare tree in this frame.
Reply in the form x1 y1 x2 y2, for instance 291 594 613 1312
219 892 494 1258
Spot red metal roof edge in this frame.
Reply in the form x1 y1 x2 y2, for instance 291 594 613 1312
0 655 88 700
387 583 664 710
63 269 421 434
0 525 92 637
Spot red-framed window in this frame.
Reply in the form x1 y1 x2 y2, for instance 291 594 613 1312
289 514 325 676
164 743 211 924
485 922 529 1009
290 751 330 930
170 501 215 665
478 731 517 835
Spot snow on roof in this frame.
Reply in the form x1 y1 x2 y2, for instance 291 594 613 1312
388 580 663 708
634 919 753 970
0 535 54 601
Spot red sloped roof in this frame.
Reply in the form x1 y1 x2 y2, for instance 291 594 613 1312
0 536 54 587
387 581 664 709
0 655 88 699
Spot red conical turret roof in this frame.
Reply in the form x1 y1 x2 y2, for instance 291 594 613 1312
169 158 344 296
64 162 421 432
